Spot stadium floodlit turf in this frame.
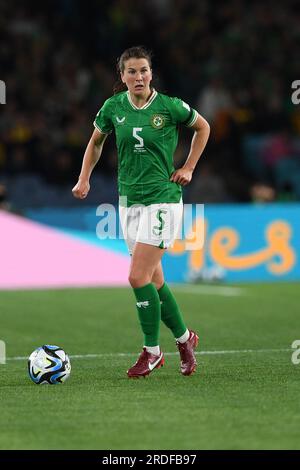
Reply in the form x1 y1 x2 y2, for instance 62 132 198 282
0 283 299 450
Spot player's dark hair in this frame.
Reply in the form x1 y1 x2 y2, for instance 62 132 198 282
113 46 153 94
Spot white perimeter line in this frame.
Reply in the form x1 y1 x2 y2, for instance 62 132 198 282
6 348 291 361
172 285 244 296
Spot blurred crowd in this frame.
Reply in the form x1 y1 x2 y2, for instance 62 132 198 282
1 0 300 208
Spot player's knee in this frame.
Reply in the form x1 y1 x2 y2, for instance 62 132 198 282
128 272 151 288
152 274 165 290
152 277 164 290
151 268 164 290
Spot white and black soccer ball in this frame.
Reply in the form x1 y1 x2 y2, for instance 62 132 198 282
28 345 71 385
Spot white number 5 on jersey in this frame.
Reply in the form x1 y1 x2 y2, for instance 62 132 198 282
133 128 144 148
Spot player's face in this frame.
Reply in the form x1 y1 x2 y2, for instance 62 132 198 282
121 58 152 97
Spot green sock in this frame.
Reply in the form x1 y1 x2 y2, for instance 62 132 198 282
133 283 161 347
158 283 187 338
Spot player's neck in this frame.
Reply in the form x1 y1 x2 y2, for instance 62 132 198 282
130 88 153 108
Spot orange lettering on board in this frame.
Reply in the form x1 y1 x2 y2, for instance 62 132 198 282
209 220 295 274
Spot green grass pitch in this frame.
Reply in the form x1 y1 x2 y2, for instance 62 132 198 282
0 283 299 450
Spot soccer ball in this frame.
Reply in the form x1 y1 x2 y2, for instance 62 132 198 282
28 345 71 385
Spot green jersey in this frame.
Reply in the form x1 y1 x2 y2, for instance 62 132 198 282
94 89 198 206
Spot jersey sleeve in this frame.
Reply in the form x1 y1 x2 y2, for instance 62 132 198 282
93 99 113 134
168 97 198 127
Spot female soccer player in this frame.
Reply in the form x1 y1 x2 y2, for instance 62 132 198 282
72 46 210 378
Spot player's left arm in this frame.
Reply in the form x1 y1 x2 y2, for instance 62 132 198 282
170 114 210 186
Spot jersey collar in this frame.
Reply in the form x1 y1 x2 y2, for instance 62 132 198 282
127 89 157 110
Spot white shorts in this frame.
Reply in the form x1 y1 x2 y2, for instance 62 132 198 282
119 200 183 255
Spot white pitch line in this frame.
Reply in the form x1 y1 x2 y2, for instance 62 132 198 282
172 285 244 297
5 348 291 362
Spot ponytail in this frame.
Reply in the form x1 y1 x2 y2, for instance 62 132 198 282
113 79 127 95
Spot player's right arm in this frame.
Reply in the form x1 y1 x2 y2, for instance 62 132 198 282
72 129 108 199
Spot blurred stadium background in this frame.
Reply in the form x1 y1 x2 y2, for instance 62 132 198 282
0 0 300 451
1 0 300 285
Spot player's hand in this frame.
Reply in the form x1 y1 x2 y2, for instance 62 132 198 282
72 179 90 199
170 168 193 186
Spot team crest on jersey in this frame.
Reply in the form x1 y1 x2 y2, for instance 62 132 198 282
150 114 165 129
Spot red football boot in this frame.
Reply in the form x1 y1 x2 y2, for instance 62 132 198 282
176 330 199 376
127 348 164 378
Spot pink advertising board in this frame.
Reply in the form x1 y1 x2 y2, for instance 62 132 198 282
0 210 130 290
